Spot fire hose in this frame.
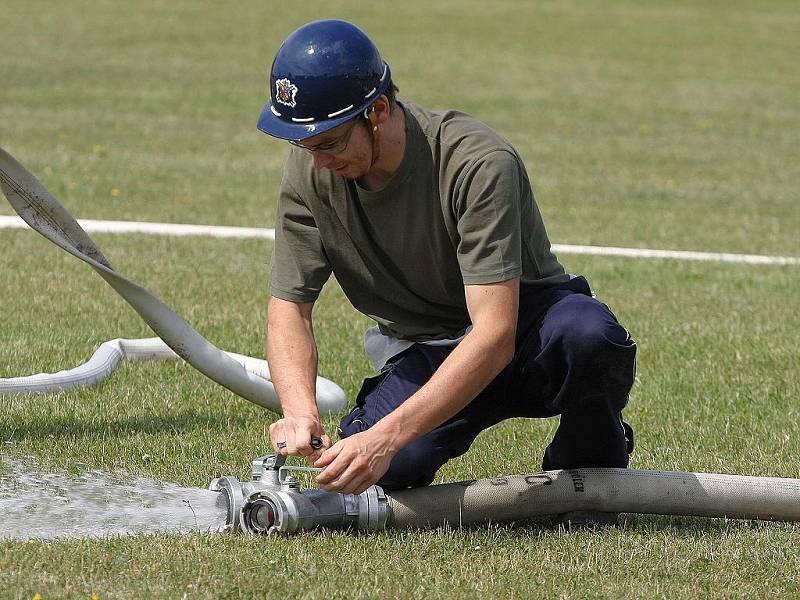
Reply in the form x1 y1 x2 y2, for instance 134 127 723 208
211 453 800 534
3 146 799 534
0 146 345 415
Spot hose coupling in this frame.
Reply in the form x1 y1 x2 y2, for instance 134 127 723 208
209 453 390 535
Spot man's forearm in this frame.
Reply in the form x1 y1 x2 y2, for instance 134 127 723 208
369 326 515 451
266 298 320 418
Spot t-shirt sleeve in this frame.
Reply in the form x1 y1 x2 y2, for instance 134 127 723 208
269 176 332 302
453 150 523 285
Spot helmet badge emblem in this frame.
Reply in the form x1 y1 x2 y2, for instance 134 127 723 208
275 78 298 108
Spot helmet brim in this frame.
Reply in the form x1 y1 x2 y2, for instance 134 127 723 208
257 103 357 142
257 62 392 142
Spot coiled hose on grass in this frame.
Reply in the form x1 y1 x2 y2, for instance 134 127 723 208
0 146 346 416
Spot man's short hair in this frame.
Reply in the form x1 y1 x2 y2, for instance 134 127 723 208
384 80 399 105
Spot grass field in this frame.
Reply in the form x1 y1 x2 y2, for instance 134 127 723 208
1 0 799 598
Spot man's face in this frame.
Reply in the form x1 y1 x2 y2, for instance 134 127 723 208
291 118 372 179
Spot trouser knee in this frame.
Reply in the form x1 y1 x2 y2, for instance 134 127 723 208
559 320 636 413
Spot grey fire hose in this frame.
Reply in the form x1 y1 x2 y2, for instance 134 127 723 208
388 469 800 528
211 453 800 535
0 146 345 415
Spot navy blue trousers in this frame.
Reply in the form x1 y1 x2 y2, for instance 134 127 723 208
338 276 636 489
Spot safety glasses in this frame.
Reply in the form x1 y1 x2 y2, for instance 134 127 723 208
288 118 359 155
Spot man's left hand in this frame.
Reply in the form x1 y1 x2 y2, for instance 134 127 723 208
313 430 396 495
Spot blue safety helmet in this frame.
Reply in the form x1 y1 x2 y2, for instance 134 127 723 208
257 20 392 142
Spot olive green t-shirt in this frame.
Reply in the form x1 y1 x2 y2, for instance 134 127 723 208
269 101 568 341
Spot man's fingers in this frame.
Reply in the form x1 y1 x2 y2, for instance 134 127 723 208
270 422 285 453
342 474 373 496
281 426 297 455
308 434 331 464
270 420 293 455
338 470 374 495
315 446 350 482
313 441 342 469
295 436 313 457
320 461 367 493
270 418 328 457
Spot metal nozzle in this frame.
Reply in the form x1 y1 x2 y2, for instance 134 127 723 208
209 453 390 535
241 498 278 534
208 475 244 533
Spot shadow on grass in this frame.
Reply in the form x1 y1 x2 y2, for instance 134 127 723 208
504 514 792 537
618 513 794 535
365 514 795 540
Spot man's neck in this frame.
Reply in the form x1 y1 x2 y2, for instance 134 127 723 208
358 104 406 191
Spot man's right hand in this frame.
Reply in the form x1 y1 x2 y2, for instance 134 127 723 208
269 415 331 464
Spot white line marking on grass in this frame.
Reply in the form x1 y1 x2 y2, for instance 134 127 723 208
2 215 797 265
0 215 274 239
552 244 800 266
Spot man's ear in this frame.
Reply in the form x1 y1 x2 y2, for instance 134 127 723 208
371 96 391 125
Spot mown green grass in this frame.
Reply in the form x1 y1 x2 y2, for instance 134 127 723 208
1 0 800 598
1 0 798 255
1 231 798 598
3 523 800 599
